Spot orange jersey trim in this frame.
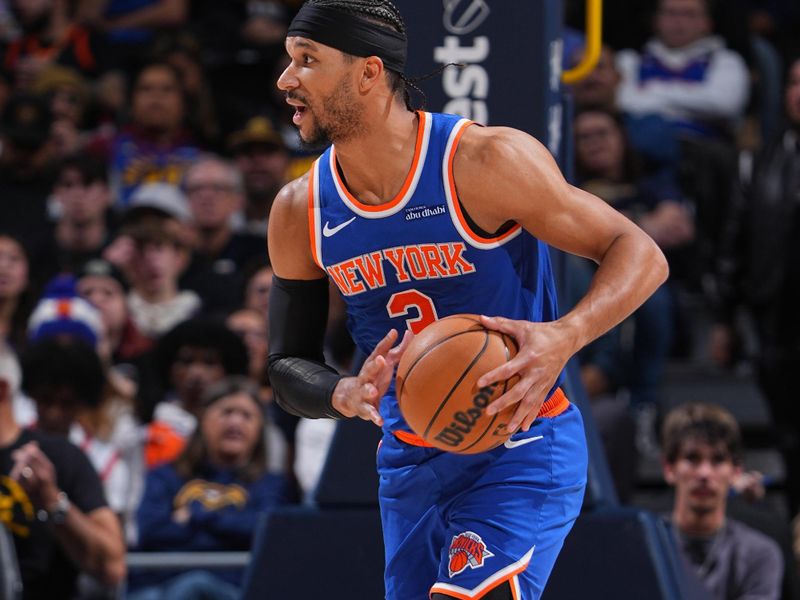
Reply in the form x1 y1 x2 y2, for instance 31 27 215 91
394 387 570 447
306 161 323 268
330 111 428 213
446 121 522 245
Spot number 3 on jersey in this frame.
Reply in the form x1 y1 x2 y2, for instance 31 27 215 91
387 290 438 334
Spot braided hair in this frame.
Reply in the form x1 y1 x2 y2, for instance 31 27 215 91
305 0 418 109
306 0 406 35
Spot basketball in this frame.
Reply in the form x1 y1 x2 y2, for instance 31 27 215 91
395 314 520 454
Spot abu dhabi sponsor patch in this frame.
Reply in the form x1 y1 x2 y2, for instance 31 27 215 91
404 204 446 221
448 531 494 577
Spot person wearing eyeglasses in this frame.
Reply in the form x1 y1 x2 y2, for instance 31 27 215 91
180 154 267 313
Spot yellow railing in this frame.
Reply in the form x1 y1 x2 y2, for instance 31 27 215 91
561 0 603 84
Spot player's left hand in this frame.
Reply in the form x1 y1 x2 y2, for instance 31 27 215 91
332 328 413 426
477 315 575 432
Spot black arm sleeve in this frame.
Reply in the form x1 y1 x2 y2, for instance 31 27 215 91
267 275 346 419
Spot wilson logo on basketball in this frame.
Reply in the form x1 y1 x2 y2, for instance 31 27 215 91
434 383 496 447
448 531 494 577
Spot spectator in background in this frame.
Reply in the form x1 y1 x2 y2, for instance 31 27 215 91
662 403 783 600
0 0 19 43
31 65 91 158
0 343 126 600
563 253 637 502
228 115 290 235
75 0 188 72
140 316 248 468
573 105 694 455
24 282 145 536
107 183 200 340
226 306 293 480
0 93 56 238
569 45 620 111
616 0 750 169
226 308 269 397
569 44 690 178
152 32 221 148
28 154 114 288
711 55 800 516
181 154 266 312
130 376 289 600
743 0 800 65
574 107 694 252
243 264 273 317
0 234 33 350
3 0 107 88
89 60 201 206
76 257 152 365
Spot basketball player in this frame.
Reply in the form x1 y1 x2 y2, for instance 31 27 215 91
267 1 668 598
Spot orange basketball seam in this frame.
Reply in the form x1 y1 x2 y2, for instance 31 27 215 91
421 329 489 439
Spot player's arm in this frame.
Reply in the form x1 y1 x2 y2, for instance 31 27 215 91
267 175 345 419
455 126 668 431
266 175 411 424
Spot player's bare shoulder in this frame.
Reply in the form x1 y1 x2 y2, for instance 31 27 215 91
268 171 322 278
456 125 555 175
270 171 311 225
453 125 568 224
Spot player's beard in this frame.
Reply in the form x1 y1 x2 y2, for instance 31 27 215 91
300 78 366 149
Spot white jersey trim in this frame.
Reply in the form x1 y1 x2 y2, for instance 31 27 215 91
329 111 432 218
443 118 522 250
309 159 324 268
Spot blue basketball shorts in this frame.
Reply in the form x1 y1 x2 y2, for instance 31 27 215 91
377 402 587 600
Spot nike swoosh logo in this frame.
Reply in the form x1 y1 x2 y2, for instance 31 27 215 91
504 435 543 449
322 217 356 237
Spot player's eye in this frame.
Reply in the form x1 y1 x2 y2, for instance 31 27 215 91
302 54 315 65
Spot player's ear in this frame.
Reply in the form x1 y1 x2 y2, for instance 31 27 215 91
360 56 384 91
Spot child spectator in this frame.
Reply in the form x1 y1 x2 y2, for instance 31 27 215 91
108 182 200 340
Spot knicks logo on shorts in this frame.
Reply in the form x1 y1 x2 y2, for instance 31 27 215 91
448 531 494 577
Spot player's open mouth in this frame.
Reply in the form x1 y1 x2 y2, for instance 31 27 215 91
293 105 307 124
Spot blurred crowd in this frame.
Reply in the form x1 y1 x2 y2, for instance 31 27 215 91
566 0 800 596
0 0 796 598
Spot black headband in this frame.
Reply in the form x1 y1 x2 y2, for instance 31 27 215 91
287 4 407 73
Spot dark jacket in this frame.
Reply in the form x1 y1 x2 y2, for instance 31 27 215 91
715 128 800 346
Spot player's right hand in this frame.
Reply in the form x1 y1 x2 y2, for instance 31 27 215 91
331 328 412 426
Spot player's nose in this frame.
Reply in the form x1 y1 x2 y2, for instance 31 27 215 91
276 65 298 92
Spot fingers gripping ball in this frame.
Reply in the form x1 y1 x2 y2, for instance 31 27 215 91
396 314 519 454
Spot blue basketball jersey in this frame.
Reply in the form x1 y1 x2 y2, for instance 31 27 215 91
309 111 562 435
